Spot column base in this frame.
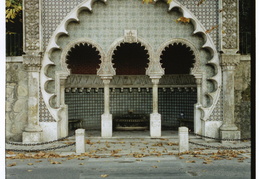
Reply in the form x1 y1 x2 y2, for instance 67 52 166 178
150 113 161 138
23 131 43 144
25 124 42 132
101 114 112 138
220 130 241 144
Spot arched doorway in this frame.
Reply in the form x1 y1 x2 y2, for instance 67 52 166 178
159 42 197 131
109 42 152 131
64 43 104 130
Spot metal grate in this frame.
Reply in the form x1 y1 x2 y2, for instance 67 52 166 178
158 88 197 130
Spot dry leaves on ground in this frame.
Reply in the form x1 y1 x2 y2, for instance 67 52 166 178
101 174 109 178
7 163 16 167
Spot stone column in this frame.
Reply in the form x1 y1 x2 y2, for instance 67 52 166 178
22 54 43 143
220 0 240 142
194 74 202 134
220 55 240 142
101 78 113 137
150 78 161 138
22 0 42 143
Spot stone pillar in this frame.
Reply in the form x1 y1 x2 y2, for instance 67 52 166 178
101 78 113 138
178 127 189 153
194 74 202 134
150 78 161 138
220 0 240 142
76 129 86 154
22 0 42 143
220 55 240 142
22 54 43 143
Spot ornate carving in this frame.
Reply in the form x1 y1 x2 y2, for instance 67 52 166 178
23 54 41 71
221 0 239 51
65 74 197 88
23 0 41 52
221 54 240 67
124 30 138 43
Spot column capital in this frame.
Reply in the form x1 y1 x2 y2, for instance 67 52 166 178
23 53 42 72
151 78 160 85
221 54 240 68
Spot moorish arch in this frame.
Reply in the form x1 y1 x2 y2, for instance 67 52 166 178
39 0 222 140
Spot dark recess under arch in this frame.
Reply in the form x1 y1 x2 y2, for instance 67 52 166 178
112 43 149 75
66 43 101 74
160 43 195 74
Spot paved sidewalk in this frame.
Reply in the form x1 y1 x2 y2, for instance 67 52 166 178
5 131 251 157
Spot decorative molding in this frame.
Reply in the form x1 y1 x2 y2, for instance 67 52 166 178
220 0 239 53
23 0 41 52
23 54 41 71
124 30 138 43
65 74 196 88
157 38 201 76
221 54 240 67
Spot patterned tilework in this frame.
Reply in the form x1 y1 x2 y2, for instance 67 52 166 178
39 89 55 122
42 0 219 51
178 0 219 50
64 87 197 129
209 89 223 121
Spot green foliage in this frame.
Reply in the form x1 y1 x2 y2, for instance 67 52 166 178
6 0 23 34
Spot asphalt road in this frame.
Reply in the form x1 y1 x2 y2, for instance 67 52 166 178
6 154 251 179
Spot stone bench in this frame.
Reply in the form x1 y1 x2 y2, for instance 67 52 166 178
69 119 83 130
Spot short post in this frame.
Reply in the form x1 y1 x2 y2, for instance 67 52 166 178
178 127 189 153
76 129 85 154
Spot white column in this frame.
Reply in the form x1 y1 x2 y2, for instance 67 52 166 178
150 78 161 138
194 76 202 134
101 79 112 137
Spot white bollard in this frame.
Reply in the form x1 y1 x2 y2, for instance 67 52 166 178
76 129 85 154
178 127 189 153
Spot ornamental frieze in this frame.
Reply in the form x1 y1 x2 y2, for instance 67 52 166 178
221 0 239 51
23 0 41 52
65 75 196 88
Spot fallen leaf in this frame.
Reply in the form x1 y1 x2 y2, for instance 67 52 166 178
205 25 219 33
179 156 184 159
152 165 158 168
186 160 196 163
197 0 206 6
157 160 160 163
136 159 143 161
167 142 178 146
79 163 84 165
7 163 16 167
142 0 153 4
7 151 15 155
101 174 109 178
27 163 33 166
176 17 190 23
50 161 61 164
27 170 33 172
